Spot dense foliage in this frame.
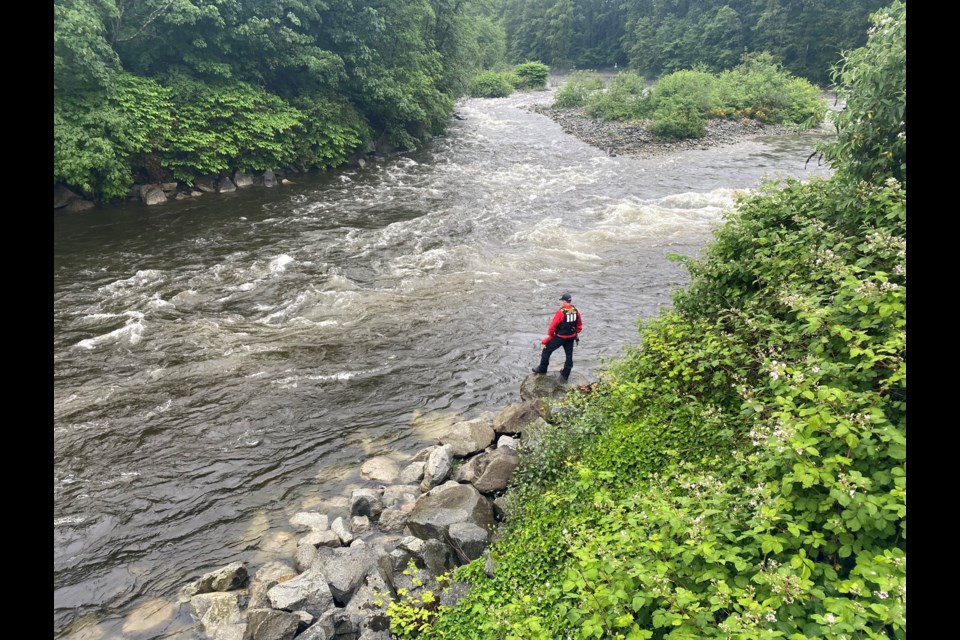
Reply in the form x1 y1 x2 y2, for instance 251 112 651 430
816 2 906 185
54 0 507 202
562 55 826 140
394 3 905 638
501 0 888 84
469 61 551 98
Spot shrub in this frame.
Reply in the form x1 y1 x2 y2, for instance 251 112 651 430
552 70 604 108
159 74 306 184
647 67 720 115
468 71 515 98
510 61 550 91
817 1 906 184
54 72 175 201
648 107 707 139
583 70 650 121
718 52 827 126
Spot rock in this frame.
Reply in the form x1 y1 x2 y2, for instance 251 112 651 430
441 416 496 457
248 561 298 610
266 567 334 618
234 172 254 188
406 482 496 541
420 444 454 491
472 447 520 494
360 457 400 483
190 592 246 640
493 400 545 434
140 184 169 206
185 562 249 596
244 608 300 640
290 512 329 531
350 487 385 520
399 461 425 484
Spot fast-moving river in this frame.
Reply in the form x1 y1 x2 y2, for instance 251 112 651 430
54 82 833 639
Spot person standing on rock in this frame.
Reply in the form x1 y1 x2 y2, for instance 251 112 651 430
532 293 582 380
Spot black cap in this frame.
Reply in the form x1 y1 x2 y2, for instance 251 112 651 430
560 293 572 301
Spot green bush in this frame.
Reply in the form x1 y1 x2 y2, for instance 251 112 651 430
647 67 720 115
468 71 515 98
817 1 906 184
552 70 604 108
54 72 175 200
718 52 827 125
575 58 825 141
287 94 371 171
510 61 550 91
583 70 650 121
648 107 707 139
158 75 306 184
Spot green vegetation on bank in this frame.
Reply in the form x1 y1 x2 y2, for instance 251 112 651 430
553 54 827 140
468 61 551 98
389 3 905 638
54 0 508 203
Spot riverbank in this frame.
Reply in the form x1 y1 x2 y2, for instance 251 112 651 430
526 103 825 158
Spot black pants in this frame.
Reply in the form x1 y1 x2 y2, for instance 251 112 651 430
536 336 575 377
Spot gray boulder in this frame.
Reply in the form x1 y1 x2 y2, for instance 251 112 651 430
185 561 249 596
140 184 169 206
447 522 490 562
351 487 385 520
290 512 329 531
493 400 545 434
381 484 420 509
190 591 246 640
440 417 495 457
311 545 385 606
234 171 254 188
520 371 571 401
244 608 300 640
266 567 335 618
360 457 400 483
472 447 520 494
406 482 496 542
420 444 454 491
399 461 425 484
248 561 298 609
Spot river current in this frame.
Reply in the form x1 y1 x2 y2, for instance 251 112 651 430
53 83 833 639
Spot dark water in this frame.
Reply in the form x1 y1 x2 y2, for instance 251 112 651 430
54 84 833 639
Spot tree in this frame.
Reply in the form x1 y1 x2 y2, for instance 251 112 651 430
54 0 121 93
817 1 905 184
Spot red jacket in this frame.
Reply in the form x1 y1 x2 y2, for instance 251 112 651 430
544 302 582 341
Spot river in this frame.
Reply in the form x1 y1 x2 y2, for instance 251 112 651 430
53 82 834 639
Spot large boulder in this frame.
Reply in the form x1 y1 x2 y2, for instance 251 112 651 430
492 400 546 434
184 561 249 596
190 591 246 640
311 544 387 606
519 371 570 401
471 447 520 494
440 416 495 457
406 482 496 542
360 457 400 484
420 444 454 491
248 561 298 609
244 608 300 640
266 567 335 618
